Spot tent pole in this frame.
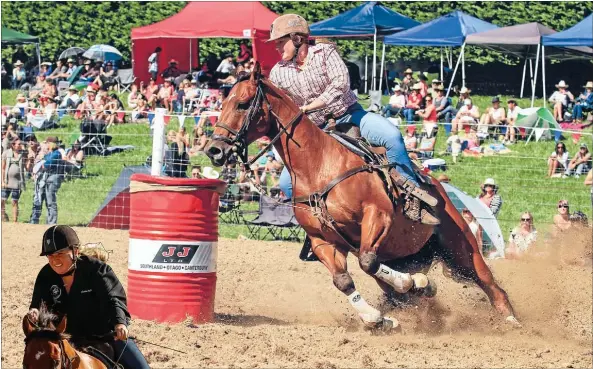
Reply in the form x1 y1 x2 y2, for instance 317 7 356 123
440 47 444 81
445 42 465 100
189 39 192 72
379 42 386 95
529 59 534 93
372 30 377 90
541 45 547 108
520 57 527 98
461 45 465 87
531 44 541 108
364 51 368 94
36 43 41 70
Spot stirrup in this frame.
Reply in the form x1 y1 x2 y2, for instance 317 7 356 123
404 197 440 225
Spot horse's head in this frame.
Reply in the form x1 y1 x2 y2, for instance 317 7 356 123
22 305 77 369
205 62 273 166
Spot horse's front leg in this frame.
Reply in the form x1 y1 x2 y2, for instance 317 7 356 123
309 236 396 330
358 207 435 297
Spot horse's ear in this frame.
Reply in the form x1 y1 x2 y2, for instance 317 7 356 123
22 314 35 336
56 316 67 334
250 61 262 85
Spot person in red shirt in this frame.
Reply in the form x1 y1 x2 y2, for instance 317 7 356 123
404 84 423 123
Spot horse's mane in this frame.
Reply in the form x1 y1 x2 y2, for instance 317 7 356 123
25 303 70 343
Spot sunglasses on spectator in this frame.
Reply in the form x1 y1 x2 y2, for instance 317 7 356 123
191 172 201 178
520 218 531 222
558 205 569 209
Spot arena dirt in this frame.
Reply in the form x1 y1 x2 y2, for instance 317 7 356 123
2 223 591 368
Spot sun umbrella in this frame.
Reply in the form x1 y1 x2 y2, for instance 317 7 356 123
82 44 123 61
58 47 86 60
441 182 506 258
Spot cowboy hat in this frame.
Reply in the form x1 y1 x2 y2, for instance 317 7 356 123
459 86 471 94
584 81 593 89
267 14 310 42
14 60 24 66
434 84 445 91
16 93 26 100
41 61 52 66
392 85 402 92
201 166 220 179
404 68 413 74
83 60 92 65
412 83 422 90
555 80 568 88
432 79 442 84
67 58 74 63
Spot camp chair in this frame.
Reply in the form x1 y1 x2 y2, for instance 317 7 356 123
67 65 84 85
246 195 301 241
219 183 243 224
57 81 70 98
115 69 136 93
366 90 383 113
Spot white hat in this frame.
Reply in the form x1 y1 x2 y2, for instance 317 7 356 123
584 81 593 89
201 166 220 179
463 98 472 106
556 80 568 88
483 178 497 186
14 60 24 66
412 83 422 90
392 85 402 92
460 86 471 94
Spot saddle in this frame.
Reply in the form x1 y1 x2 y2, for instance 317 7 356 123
75 339 123 369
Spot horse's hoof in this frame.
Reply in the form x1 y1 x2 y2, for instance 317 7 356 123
505 315 522 328
410 274 437 298
380 317 402 333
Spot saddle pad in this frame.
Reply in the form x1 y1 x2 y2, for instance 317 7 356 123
326 131 379 163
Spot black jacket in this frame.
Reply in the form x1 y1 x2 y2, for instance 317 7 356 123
30 255 130 341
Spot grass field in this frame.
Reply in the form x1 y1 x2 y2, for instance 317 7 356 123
2 89 591 243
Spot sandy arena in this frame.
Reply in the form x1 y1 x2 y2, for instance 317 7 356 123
2 223 592 368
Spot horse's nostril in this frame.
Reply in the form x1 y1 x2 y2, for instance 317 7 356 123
208 146 222 157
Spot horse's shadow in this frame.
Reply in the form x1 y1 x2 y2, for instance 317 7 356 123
212 313 289 327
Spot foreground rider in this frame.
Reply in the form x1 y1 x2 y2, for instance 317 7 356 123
26 225 150 369
268 14 439 225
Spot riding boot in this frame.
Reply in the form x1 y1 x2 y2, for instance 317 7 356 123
404 196 440 225
299 236 319 262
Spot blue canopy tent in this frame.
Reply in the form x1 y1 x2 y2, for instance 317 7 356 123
310 1 420 92
384 10 499 96
542 14 593 47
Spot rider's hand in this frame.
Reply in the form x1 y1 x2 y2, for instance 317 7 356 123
114 324 129 341
299 105 309 113
28 308 39 324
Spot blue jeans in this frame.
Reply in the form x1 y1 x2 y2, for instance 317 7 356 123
382 106 402 118
30 173 61 224
573 103 591 120
113 339 150 369
279 103 418 198
403 108 416 123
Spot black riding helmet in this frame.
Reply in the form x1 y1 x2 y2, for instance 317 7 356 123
40 225 80 256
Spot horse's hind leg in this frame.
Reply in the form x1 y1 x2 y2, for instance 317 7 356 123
308 236 396 330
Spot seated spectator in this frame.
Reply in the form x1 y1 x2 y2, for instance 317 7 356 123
403 128 417 150
503 99 521 144
164 130 189 177
573 81 593 123
478 96 506 136
547 141 569 177
400 68 414 94
462 208 483 256
382 85 405 118
143 78 159 109
59 86 81 111
549 80 574 122
452 98 479 134
94 61 116 89
564 143 591 178
189 126 208 156
403 84 422 123
46 60 67 82
434 84 453 123
237 42 252 64
132 95 149 122
38 62 52 77
455 87 471 111
428 79 442 98
506 212 537 259
127 84 139 109
28 75 47 99
157 78 175 112
417 74 429 98
63 58 76 79
65 141 84 166
415 94 437 133
409 131 437 161
10 93 29 118
42 79 58 98
161 59 181 80
105 93 125 126
216 55 236 80
190 165 203 179
553 199 572 236
81 60 101 81
478 178 502 217
217 65 244 86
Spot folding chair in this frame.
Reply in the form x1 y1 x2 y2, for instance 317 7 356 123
115 69 136 93
246 195 301 241
366 90 383 113
219 184 243 224
57 81 70 98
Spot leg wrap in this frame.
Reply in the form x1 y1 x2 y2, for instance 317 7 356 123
374 264 414 293
347 290 382 324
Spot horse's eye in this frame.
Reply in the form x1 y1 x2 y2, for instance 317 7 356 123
237 102 250 111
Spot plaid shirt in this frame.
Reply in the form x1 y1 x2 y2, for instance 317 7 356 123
269 43 357 126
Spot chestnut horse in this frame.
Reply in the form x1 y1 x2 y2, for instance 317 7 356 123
206 63 518 330
22 306 108 369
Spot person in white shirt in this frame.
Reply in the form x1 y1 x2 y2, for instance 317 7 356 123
148 47 162 81
452 98 480 134
503 99 521 144
59 86 80 110
216 55 236 78
548 80 574 122
382 85 406 118
548 141 569 177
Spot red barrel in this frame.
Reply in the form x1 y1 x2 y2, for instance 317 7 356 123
127 174 227 323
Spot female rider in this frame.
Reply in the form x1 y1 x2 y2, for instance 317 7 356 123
268 14 439 225
26 225 150 369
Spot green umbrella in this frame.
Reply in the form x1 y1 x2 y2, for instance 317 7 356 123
516 107 560 143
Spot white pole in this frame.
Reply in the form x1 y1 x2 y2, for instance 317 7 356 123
372 30 377 90
531 43 541 108
461 46 466 87
520 57 527 98
445 43 465 100
529 59 534 92
364 51 368 94
379 42 386 95
189 39 192 72
151 108 166 176
36 43 41 70
448 47 453 68
440 47 444 81
541 45 547 108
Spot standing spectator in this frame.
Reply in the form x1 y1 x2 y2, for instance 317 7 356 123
148 47 162 81
564 143 591 178
548 80 574 122
503 99 521 144
30 136 63 225
1 137 26 222
236 42 252 64
382 85 405 118
553 199 572 236
573 81 593 123
403 84 422 123
478 178 502 217
462 208 483 256
506 212 537 259
547 141 569 177
12 60 26 89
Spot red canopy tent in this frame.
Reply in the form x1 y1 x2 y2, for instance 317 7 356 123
131 2 279 84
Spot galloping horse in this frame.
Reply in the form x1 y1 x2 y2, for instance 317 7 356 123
205 63 519 330
22 306 108 369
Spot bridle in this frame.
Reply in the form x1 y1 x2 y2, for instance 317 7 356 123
211 79 303 171
23 318 76 369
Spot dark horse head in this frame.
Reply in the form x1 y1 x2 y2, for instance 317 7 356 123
22 304 79 369
205 62 274 167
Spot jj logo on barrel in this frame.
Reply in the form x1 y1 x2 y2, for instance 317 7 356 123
153 244 199 264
